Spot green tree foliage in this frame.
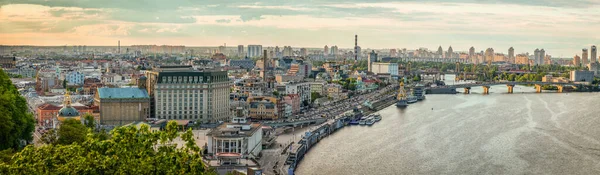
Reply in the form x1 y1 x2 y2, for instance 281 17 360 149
0 69 35 150
62 79 67 88
311 92 322 103
0 121 215 175
40 129 58 145
57 119 87 145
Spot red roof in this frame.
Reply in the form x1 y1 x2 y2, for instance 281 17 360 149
38 103 61 110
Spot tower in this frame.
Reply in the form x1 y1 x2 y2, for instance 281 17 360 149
592 45 597 63
508 47 515 63
354 34 358 63
469 47 475 63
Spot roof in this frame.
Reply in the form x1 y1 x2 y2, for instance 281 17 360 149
97 88 149 99
58 107 80 117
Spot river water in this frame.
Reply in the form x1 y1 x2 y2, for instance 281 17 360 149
295 75 600 174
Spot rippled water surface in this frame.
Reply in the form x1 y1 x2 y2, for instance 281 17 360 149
295 83 600 175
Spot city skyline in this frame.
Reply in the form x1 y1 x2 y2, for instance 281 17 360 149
1 0 599 56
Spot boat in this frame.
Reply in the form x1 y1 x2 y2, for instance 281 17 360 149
358 118 367 125
407 95 418 104
413 84 426 100
396 81 409 108
366 117 375 125
373 113 382 122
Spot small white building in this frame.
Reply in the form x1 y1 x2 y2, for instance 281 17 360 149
206 117 263 165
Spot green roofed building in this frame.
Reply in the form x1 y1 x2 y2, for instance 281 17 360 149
94 87 150 126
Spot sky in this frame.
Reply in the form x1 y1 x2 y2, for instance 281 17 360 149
0 0 599 57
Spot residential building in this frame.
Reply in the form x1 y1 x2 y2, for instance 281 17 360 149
508 47 515 63
371 62 398 77
367 50 378 72
17 66 36 78
237 45 244 57
447 46 454 58
94 87 150 125
324 45 329 56
236 77 266 97
588 62 600 76
570 70 594 83
275 75 304 84
228 58 255 69
574 55 581 67
583 48 589 66
288 63 312 77
206 117 263 164
0 56 16 68
145 66 231 123
66 71 85 85
309 81 326 95
284 94 301 114
515 54 530 65
326 83 344 100
247 45 262 58
285 82 311 107
247 96 278 120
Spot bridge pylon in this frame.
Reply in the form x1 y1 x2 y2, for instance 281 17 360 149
535 84 542 93
507 84 515 93
482 86 490 94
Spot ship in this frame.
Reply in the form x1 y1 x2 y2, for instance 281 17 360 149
413 84 426 100
396 81 408 108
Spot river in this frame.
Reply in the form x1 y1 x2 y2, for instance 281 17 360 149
295 75 600 174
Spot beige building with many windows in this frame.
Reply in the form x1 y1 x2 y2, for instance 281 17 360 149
94 87 150 125
145 66 231 123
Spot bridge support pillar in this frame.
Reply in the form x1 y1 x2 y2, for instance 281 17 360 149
557 85 564 93
507 84 514 93
535 84 542 93
482 86 490 94
464 87 471 94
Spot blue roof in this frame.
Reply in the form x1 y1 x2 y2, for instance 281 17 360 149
98 88 149 99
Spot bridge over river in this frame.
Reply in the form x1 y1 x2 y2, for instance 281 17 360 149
431 81 588 94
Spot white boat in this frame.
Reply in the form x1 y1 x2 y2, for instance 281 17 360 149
358 118 367 125
373 114 382 122
407 95 418 104
366 118 375 125
413 84 426 101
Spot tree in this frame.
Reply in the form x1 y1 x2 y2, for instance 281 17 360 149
57 119 87 145
0 69 35 151
83 114 96 130
311 92 322 103
62 79 67 88
0 121 216 174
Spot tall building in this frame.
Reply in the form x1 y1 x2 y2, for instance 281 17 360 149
437 46 444 58
247 45 262 57
324 45 329 56
300 48 308 57
283 46 293 57
218 45 226 54
145 66 230 123
582 48 589 66
485 48 494 64
446 46 453 59
574 55 581 67
330 46 338 55
469 47 475 62
534 49 540 65
237 45 244 57
592 45 597 63
508 47 515 63
367 50 378 72
390 49 397 57
539 49 546 65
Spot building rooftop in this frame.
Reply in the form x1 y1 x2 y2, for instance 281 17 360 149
207 122 262 138
97 87 149 99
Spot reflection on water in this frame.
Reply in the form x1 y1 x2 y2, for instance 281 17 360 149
295 78 600 174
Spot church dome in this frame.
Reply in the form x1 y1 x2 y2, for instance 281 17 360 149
58 106 80 117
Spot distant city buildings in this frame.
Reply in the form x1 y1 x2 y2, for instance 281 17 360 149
0 56 16 68
247 45 263 58
574 55 581 67
582 48 589 66
237 45 244 57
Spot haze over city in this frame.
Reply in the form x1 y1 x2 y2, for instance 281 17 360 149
1 0 599 56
